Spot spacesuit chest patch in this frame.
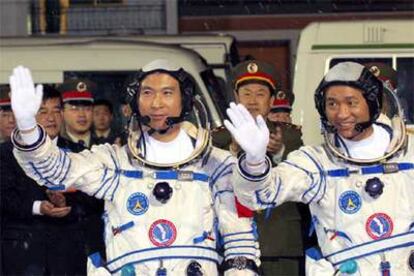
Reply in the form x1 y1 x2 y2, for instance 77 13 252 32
127 192 149 216
338 191 362 214
365 213 393 240
149 219 177 247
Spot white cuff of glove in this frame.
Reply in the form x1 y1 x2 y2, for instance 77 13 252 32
16 116 37 132
20 126 40 145
243 156 267 175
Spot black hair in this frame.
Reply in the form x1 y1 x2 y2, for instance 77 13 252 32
42 84 62 106
94 99 113 114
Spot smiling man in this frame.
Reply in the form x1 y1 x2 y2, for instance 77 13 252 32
225 62 414 275
9 60 261 276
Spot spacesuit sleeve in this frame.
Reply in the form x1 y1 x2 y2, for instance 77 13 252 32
210 154 260 266
12 126 122 201
233 147 327 210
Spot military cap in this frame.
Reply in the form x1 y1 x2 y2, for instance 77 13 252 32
270 90 295 113
232 60 280 92
58 79 96 103
0 85 11 110
365 62 397 92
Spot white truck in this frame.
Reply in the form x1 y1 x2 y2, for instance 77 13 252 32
0 37 230 129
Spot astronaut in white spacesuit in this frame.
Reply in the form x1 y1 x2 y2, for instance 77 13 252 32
9 60 260 276
224 62 414 275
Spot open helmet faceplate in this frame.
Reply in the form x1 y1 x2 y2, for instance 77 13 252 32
314 62 407 164
124 59 211 169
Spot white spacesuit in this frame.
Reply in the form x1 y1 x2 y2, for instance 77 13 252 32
9 61 260 275
224 62 414 275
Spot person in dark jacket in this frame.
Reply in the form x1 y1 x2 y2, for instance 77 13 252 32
229 60 308 275
92 99 121 145
0 85 102 275
0 86 16 143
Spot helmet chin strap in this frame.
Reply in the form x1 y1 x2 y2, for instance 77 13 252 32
139 115 183 135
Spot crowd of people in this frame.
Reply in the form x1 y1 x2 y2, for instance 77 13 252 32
0 57 413 276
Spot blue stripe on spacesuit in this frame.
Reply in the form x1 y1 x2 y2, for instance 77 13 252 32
103 173 120 201
109 256 219 273
58 151 71 184
225 252 256 259
213 189 233 201
299 150 327 204
221 230 254 238
106 245 219 272
45 151 65 181
31 149 71 185
254 176 281 207
108 152 122 201
225 245 257 251
238 158 271 182
325 230 414 266
92 151 121 200
283 160 318 203
100 167 108 186
223 238 256 244
93 168 114 198
211 165 233 187
211 155 233 180
29 161 64 189
11 125 46 152
119 169 210 182
28 148 72 190
327 162 414 177
54 149 67 180
332 242 414 267
32 154 53 167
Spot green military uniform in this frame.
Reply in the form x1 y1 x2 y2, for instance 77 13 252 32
225 61 310 275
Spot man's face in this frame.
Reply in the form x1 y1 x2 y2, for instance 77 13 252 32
325 85 371 141
36 98 63 139
268 111 292 124
138 72 182 131
236 83 274 118
93 105 112 131
0 109 16 140
63 103 93 136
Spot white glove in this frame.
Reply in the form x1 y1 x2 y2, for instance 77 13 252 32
224 102 269 165
9 66 43 144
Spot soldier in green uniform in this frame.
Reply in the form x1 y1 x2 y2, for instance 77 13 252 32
229 60 307 275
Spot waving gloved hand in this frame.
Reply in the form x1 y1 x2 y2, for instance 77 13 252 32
224 102 269 166
9 66 43 131
9 66 43 144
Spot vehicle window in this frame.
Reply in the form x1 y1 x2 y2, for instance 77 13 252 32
396 57 414 124
329 58 392 68
64 71 131 132
200 69 227 119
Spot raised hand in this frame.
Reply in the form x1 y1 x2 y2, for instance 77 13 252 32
224 102 269 165
9 66 43 131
